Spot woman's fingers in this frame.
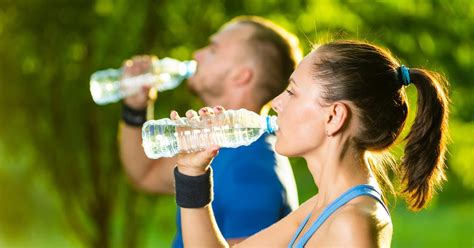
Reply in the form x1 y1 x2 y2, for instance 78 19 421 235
199 107 214 117
171 108 221 170
173 107 223 119
170 110 180 120
172 106 224 124
186 109 199 119
213 106 225 115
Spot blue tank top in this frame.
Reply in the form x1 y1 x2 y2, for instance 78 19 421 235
288 184 390 248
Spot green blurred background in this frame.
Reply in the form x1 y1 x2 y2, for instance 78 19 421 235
0 0 472 247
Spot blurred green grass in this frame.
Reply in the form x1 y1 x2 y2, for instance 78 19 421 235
392 201 474 247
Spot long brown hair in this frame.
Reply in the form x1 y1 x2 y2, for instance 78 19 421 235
313 40 449 210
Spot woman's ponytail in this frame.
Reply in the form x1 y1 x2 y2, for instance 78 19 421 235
401 68 450 210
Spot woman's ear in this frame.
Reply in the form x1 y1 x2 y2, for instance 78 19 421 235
325 102 350 136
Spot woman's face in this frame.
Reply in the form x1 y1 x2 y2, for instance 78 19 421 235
271 51 329 157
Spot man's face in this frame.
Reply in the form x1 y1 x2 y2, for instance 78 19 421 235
187 23 254 102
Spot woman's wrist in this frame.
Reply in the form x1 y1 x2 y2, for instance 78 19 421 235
174 166 213 208
176 165 210 177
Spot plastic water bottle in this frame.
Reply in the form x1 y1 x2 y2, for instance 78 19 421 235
90 57 197 105
142 109 278 159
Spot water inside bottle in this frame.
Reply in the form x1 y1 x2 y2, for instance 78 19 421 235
90 59 196 105
142 122 264 159
90 69 123 105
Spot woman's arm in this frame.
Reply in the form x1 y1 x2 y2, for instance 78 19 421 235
181 205 228 248
173 107 229 247
180 193 317 248
233 195 316 247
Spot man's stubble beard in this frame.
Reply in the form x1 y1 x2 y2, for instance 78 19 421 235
186 71 227 103
186 79 199 96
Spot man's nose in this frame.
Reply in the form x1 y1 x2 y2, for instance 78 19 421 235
193 48 205 62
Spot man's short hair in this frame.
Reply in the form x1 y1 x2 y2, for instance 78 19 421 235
229 16 303 106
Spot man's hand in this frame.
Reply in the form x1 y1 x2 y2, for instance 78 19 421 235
122 55 157 110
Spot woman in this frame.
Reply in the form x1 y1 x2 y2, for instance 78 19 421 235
170 40 449 247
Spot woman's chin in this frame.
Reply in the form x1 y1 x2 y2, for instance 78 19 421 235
275 143 291 157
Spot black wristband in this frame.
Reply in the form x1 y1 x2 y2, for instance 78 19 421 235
121 103 147 127
174 167 213 208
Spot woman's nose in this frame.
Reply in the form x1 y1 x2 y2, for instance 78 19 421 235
271 93 283 113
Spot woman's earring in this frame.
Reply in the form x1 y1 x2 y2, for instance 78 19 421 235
326 130 330 137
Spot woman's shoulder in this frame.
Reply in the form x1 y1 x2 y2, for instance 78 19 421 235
322 196 392 247
332 198 391 231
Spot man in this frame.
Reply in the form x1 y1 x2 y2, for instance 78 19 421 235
119 16 302 247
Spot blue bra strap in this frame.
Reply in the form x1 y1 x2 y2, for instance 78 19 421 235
290 184 389 248
288 214 311 247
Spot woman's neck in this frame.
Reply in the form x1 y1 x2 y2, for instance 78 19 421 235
305 136 374 208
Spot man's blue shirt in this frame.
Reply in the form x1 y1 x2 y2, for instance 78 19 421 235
172 134 298 248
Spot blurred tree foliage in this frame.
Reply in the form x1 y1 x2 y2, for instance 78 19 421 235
0 0 472 247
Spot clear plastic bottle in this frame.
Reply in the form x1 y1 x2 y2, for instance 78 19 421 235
142 109 278 159
90 57 197 105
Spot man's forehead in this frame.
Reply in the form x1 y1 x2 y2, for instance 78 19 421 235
212 23 254 42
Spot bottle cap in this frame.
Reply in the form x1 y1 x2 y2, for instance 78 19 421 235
184 60 197 78
265 116 279 134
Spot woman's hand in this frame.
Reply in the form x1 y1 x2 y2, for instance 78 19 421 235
173 106 224 176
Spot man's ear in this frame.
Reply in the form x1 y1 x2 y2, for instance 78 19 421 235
229 66 253 86
326 102 350 136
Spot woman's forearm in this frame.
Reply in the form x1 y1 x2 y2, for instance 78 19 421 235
181 206 229 248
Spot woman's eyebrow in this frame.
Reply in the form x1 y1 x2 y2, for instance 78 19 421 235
289 78 298 86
